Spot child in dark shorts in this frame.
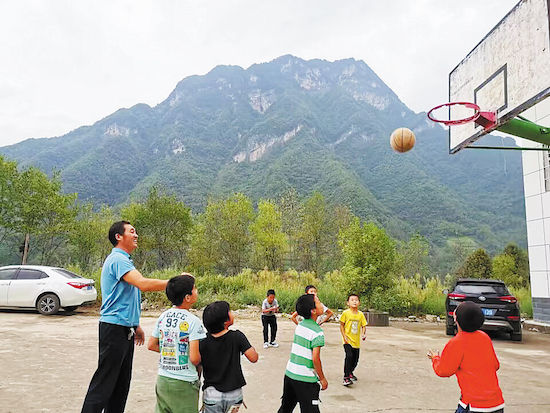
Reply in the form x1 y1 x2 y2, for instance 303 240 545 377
200 301 258 413
278 294 328 413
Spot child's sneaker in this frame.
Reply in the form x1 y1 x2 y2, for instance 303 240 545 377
342 376 353 386
263 342 269 349
269 342 279 348
349 374 358 381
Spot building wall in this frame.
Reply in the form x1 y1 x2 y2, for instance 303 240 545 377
522 99 550 323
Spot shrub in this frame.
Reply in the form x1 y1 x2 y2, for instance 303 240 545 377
369 286 408 315
510 286 533 318
88 267 463 318
368 276 446 317
318 270 348 309
421 277 446 316
396 276 426 314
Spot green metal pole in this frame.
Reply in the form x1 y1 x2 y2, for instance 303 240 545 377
496 117 550 146
465 146 548 151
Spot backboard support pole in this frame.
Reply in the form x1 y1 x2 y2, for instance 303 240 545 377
465 146 549 151
495 117 550 146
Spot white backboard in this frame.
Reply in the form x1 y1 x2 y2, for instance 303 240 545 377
449 0 550 153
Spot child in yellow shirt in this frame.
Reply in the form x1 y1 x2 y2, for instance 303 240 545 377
339 294 367 386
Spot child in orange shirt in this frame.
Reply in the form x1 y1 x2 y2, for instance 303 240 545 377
428 301 505 413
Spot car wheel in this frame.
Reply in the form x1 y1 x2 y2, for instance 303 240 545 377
511 331 522 341
446 323 455 336
64 306 78 312
37 294 60 315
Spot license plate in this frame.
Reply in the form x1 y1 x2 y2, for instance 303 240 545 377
86 285 92 291
482 308 495 316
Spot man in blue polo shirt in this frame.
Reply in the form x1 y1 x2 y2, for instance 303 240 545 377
81 221 169 413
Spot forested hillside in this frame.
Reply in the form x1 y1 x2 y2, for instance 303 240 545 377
0 55 526 264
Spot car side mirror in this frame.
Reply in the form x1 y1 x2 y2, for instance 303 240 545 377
442 289 449 295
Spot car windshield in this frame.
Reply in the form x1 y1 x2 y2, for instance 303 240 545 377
52 268 85 279
454 283 509 295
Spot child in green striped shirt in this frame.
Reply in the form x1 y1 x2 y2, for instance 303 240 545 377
278 294 328 413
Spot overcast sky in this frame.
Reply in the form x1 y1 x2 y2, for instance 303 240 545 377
0 0 519 147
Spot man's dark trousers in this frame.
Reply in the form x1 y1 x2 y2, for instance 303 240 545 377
81 322 135 413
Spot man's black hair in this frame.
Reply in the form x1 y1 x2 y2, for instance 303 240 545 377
108 221 131 247
296 294 315 319
304 285 316 293
165 274 195 307
347 293 359 300
267 289 275 296
203 301 230 334
456 301 485 332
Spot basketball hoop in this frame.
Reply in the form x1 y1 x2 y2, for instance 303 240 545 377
428 101 498 130
427 102 481 126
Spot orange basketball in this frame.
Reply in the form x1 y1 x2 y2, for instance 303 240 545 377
390 128 416 153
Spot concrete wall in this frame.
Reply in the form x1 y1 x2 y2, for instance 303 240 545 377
522 98 550 323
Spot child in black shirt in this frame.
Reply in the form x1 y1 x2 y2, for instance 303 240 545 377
200 301 259 413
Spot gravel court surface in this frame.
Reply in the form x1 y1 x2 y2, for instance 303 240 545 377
0 308 549 413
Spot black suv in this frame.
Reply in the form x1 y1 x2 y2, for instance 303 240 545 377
445 279 522 341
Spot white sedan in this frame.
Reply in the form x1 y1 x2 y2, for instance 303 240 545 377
0 265 97 315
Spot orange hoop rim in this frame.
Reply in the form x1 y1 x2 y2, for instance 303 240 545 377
427 102 481 126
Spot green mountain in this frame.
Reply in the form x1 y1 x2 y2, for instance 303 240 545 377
0 55 526 252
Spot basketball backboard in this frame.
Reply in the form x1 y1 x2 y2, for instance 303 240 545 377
448 0 550 154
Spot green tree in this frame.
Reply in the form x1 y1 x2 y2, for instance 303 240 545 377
188 215 218 275
0 156 19 245
492 254 521 287
339 218 396 303
250 199 287 270
397 233 430 281
459 248 492 279
323 204 354 272
122 187 192 270
201 193 254 275
33 193 79 265
14 167 77 264
490 243 529 288
278 188 303 269
299 192 330 274
503 243 529 285
68 204 115 271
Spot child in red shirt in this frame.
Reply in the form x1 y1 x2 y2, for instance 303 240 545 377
428 301 505 413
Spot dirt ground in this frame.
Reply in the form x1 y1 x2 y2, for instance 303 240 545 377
0 308 549 413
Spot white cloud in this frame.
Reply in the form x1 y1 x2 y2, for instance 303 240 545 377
0 0 519 147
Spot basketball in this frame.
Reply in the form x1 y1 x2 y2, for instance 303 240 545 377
390 128 416 153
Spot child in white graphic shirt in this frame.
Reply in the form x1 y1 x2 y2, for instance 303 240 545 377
148 274 206 413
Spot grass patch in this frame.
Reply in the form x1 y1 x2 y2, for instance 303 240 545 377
510 286 533 318
73 266 530 318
